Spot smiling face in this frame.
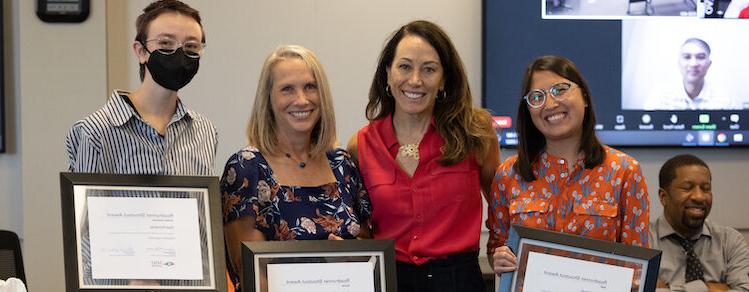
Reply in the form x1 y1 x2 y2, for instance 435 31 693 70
679 42 712 85
660 164 712 237
527 70 587 144
270 58 321 139
386 35 444 119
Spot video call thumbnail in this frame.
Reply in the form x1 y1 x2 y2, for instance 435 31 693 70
621 18 749 111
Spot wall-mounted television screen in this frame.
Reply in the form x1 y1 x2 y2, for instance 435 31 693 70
483 0 749 147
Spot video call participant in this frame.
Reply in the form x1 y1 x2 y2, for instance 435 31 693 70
221 45 372 292
64 0 216 286
488 55 650 274
349 20 500 292
651 154 749 291
651 38 736 110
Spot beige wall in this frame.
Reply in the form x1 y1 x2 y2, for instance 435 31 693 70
1 0 747 290
4 1 108 291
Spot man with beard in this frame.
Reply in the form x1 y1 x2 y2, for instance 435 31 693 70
651 154 749 291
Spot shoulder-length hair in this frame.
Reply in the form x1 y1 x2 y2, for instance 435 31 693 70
246 45 337 157
366 20 494 165
514 55 604 182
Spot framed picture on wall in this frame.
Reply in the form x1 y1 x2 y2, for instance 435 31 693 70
59 173 228 292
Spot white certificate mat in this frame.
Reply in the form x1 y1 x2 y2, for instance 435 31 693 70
266 262 375 292
87 196 203 280
522 251 634 292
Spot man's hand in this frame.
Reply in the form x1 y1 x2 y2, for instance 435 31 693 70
656 279 668 288
706 282 730 292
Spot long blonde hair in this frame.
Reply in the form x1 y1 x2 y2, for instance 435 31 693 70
246 45 337 157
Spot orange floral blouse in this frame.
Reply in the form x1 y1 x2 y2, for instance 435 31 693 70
486 146 650 252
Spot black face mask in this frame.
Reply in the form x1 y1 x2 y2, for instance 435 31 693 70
144 48 200 91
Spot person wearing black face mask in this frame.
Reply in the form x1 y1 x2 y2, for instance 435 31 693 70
141 43 200 91
64 1 218 288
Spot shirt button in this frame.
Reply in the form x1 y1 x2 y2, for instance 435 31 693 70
559 159 565 164
413 256 419 261
413 235 418 240
560 173 567 178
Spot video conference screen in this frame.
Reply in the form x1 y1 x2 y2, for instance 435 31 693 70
483 0 749 147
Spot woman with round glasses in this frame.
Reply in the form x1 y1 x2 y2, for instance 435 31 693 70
486 55 651 274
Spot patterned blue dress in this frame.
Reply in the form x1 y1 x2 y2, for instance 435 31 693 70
220 146 372 291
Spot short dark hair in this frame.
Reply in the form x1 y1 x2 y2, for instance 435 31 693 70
682 37 711 55
135 0 204 81
659 154 710 189
366 20 494 165
513 55 604 182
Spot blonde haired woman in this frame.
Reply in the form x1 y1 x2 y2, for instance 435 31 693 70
221 45 371 292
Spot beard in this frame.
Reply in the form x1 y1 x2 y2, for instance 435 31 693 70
682 214 706 230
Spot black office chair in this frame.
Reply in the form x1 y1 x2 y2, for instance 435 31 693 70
0 230 26 283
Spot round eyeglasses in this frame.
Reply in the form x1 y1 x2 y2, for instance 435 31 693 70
141 37 205 58
523 82 574 109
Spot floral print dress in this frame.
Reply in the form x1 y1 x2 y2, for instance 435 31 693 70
220 147 371 291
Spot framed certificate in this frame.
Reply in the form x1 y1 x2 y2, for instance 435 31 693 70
241 240 397 292
499 225 661 292
59 173 228 292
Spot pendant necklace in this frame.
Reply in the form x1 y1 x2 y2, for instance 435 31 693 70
398 143 420 161
285 153 307 168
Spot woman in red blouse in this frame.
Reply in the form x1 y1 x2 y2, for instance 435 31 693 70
348 20 500 291
488 55 650 273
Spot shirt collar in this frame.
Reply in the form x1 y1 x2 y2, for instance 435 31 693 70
379 113 436 151
106 90 191 127
656 214 711 241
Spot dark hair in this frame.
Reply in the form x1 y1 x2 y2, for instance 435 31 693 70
135 0 204 81
659 154 710 189
682 37 711 55
514 55 604 182
366 20 494 165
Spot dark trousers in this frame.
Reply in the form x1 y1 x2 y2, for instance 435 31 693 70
396 251 486 292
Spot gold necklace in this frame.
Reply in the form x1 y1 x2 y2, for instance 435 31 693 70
398 143 419 161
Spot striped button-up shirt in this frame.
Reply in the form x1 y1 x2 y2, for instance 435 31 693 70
65 90 217 175
64 90 218 287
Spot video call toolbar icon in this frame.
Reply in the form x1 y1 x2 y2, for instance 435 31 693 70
641 114 651 124
616 115 624 124
685 133 695 143
699 114 710 124
670 114 678 124
730 114 740 123
717 133 727 143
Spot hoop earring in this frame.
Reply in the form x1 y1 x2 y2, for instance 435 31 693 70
385 85 393 97
437 89 446 101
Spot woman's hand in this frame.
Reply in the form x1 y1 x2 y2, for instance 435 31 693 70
491 245 518 274
328 233 344 240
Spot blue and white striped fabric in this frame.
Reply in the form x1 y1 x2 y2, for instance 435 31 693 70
65 90 217 175
64 90 218 287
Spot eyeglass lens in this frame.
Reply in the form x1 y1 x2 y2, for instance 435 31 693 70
526 83 572 107
149 38 204 57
